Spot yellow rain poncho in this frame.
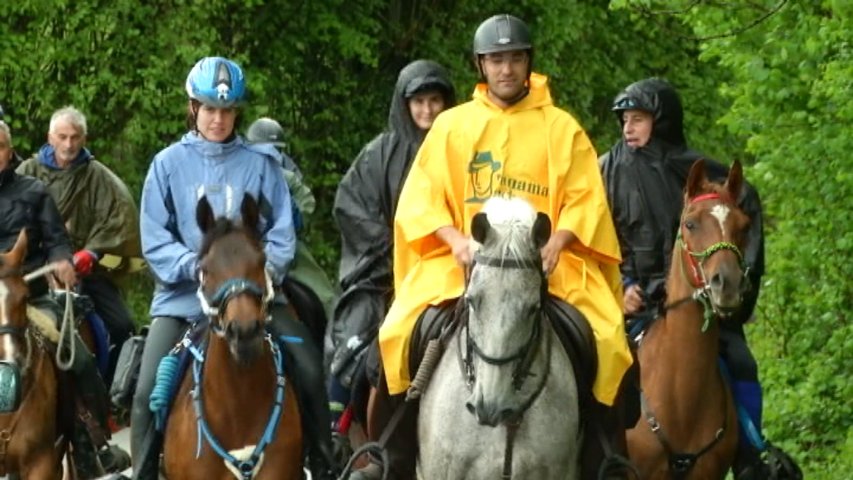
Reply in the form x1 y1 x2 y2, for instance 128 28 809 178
379 73 633 406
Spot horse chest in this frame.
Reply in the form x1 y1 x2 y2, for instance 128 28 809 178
417 335 580 480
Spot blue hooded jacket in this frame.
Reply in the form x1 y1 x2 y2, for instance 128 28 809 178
140 132 295 320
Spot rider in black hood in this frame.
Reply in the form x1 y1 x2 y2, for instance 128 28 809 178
600 77 764 311
328 59 455 429
600 78 800 480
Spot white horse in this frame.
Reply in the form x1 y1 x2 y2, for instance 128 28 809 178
417 197 581 480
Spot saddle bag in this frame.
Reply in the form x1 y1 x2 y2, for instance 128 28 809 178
109 328 147 409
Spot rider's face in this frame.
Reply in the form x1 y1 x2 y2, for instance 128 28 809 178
408 91 446 131
622 110 654 148
196 104 237 143
480 50 529 108
47 120 86 168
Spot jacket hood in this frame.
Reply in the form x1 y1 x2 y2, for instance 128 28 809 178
612 78 686 147
473 72 552 112
180 131 244 157
37 144 93 170
388 59 456 142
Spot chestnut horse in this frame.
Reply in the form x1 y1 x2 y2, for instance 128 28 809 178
627 160 749 478
0 231 63 479
163 195 302 480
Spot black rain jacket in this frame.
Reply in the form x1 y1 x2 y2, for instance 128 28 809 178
599 78 764 323
329 60 455 384
0 164 74 297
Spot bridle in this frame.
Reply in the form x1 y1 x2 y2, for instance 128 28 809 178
458 250 554 480
460 251 550 397
196 269 275 335
662 193 749 331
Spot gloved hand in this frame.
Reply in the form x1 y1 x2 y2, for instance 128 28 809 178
73 249 99 276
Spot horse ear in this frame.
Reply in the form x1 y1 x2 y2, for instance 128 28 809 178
471 212 490 244
240 194 260 232
2 229 28 269
725 160 744 202
685 159 707 198
532 212 551 250
196 195 216 234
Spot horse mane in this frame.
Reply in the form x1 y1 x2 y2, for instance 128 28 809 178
479 197 539 265
199 217 261 257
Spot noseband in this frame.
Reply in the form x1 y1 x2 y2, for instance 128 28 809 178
196 270 275 336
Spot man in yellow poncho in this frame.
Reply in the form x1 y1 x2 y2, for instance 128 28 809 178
351 14 634 480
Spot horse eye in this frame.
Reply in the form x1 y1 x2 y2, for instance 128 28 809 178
684 220 696 231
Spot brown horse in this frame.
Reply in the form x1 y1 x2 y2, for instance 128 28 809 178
0 231 64 479
627 160 749 479
163 195 303 480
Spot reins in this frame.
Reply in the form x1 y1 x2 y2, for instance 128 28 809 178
22 264 76 371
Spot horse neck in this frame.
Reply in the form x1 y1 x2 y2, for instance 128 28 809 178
643 250 722 383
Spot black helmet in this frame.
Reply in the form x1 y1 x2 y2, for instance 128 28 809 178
246 117 286 147
473 14 531 55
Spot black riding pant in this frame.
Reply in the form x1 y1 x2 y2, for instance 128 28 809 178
129 315 188 464
81 275 136 385
719 322 759 382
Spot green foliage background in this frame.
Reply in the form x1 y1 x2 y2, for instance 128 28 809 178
1 0 848 476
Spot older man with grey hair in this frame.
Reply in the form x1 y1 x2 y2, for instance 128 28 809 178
19 106 142 388
2 112 131 476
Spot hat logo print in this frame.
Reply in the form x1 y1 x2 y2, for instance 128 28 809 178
214 62 232 101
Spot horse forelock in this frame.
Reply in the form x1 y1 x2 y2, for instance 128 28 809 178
688 178 733 205
199 217 262 258
479 197 538 263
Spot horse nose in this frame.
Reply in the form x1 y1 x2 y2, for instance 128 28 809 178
709 272 726 290
710 266 743 309
465 391 514 427
224 318 264 340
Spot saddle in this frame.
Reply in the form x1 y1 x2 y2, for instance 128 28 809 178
407 295 598 408
282 278 327 348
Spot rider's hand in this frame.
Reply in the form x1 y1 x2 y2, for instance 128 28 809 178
436 226 472 267
51 259 78 288
73 249 99 276
623 284 645 315
540 230 575 275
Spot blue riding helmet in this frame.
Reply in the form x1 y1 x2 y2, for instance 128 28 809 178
185 57 246 108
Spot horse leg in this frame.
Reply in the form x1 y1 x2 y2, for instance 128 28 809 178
351 373 418 480
22 449 61 480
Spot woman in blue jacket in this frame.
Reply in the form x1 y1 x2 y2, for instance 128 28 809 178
131 56 336 479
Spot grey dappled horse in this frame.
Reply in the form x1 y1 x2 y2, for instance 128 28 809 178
417 197 581 480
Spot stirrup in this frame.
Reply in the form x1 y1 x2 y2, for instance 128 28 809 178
99 444 132 473
347 462 384 480
734 442 803 480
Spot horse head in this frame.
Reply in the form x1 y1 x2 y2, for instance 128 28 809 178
0 231 30 367
678 159 751 318
463 197 551 426
196 194 270 364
